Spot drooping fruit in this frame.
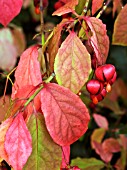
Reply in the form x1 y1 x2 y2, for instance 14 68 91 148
86 79 104 95
35 6 40 14
90 88 107 104
95 64 116 82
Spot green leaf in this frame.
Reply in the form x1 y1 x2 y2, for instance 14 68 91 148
71 157 105 170
54 31 91 94
24 113 62 170
112 4 127 46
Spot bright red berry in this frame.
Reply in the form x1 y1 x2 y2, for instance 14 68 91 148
35 6 40 14
109 71 117 85
86 79 104 95
95 64 116 82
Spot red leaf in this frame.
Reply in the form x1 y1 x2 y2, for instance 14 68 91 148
41 83 90 146
0 0 23 27
0 118 13 163
93 113 108 130
5 113 32 170
54 31 91 94
61 146 70 168
52 0 78 16
112 4 127 46
92 0 105 15
14 45 42 89
113 0 123 17
93 141 113 163
102 138 121 153
86 17 109 65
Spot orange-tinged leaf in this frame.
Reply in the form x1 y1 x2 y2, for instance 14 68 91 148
113 0 123 17
92 0 105 15
0 96 11 122
15 45 42 87
52 0 78 16
41 83 90 146
24 113 62 170
102 138 121 153
5 113 32 170
54 31 91 94
48 20 66 72
93 113 108 130
0 118 13 163
0 0 23 27
91 128 106 149
86 17 109 65
112 4 127 46
93 141 113 163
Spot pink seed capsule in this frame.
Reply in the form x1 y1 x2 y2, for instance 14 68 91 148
95 64 116 82
86 79 104 95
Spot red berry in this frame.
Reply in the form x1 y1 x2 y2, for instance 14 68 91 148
90 88 107 104
86 79 104 95
35 6 40 14
109 71 117 85
95 64 116 82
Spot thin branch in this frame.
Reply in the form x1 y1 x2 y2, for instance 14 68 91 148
96 0 112 19
40 0 45 45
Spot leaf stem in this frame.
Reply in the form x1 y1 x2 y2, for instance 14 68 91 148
24 85 43 107
23 73 55 108
83 0 90 14
96 0 112 19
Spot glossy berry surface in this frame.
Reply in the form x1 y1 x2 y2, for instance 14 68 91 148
86 79 104 95
95 64 116 82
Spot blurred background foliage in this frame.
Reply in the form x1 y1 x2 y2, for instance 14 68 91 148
0 0 127 169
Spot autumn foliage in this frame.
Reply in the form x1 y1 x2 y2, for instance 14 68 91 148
0 0 127 170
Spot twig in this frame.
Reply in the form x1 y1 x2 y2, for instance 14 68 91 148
40 0 45 45
96 0 112 19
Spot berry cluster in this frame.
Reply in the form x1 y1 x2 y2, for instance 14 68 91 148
34 0 48 14
86 64 117 104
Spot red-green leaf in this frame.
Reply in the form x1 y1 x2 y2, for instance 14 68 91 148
0 118 13 163
24 113 62 170
102 138 121 153
41 83 90 146
91 128 106 149
93 141 113 163
5 113 32 170
52 0 78 16
0 0 23 27
54 31 91 94
112 4 127 46
93 113 108 130
86 17 109 65
14 45 42 88
48 20 66 72
92 0 105 15
71 157 105 170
